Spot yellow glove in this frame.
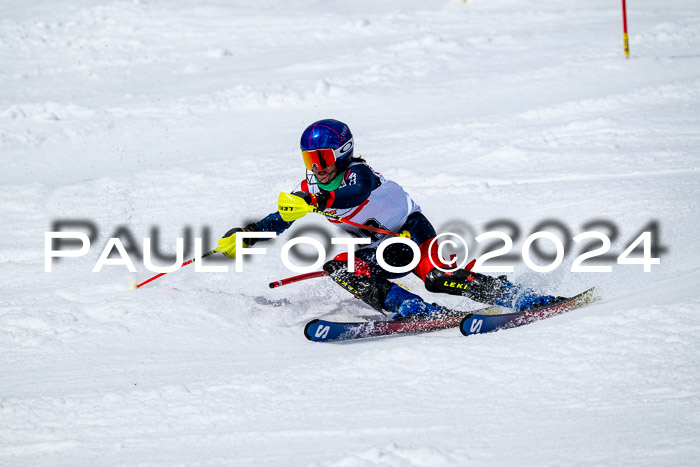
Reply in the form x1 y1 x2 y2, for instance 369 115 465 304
218 227 252 259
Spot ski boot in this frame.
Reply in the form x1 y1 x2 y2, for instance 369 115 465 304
490 276 565 312
514 292 569 312
383 285 445 320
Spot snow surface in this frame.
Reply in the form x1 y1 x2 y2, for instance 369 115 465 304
2 0 700 465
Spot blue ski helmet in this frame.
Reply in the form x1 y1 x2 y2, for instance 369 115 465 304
300 119 354 171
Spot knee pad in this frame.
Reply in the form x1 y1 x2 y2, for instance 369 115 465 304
425 268 474 295
425 269 511 305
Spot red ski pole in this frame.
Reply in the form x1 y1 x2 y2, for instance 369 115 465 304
269 271 328 289
622 0 630 58
313 209 406 237
134 248 219 289
278 192 409 238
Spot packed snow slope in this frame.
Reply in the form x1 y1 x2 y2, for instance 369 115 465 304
2 0 699 465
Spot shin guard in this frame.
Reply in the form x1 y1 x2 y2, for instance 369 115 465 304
323 257 395 313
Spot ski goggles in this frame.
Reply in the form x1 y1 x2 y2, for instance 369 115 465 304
301 148 337 171
301 139 353 171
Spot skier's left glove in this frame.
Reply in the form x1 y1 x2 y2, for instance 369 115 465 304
218 224 257 259
292 190 331 211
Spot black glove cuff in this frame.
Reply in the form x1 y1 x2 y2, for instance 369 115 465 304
291 191 313 205
316 190 331 211
222 224 259 246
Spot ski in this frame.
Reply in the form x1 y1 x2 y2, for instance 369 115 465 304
304 305 503 343
304 288 595 342
460 288 595 336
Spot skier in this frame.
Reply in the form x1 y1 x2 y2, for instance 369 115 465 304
218 119 557 319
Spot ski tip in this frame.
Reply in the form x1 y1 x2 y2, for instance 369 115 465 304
304 319 320 341
578 287 597 304
459 314 474 336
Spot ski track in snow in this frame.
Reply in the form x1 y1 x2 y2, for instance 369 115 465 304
1 0 700 465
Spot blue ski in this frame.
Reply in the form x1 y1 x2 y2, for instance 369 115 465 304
460 288 595 336
305 305 502 343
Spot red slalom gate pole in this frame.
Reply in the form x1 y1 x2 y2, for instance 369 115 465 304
269 271 328 289
622 0 630 58
135 248 219 289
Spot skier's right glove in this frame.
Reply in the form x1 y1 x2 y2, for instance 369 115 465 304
292 189 331 211
291 191 317 207
218 224 257 259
